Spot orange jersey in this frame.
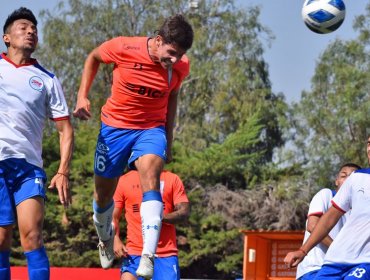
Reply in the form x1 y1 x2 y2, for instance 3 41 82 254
99 37 190 129
114 170 189 257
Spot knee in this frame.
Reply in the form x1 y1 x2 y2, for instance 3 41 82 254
21 230 43 251
0 226 12 251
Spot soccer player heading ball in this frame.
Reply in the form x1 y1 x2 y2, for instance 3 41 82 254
73 14 193 278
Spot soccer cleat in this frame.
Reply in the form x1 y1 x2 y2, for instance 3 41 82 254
136 254 155 279
97 224 115 269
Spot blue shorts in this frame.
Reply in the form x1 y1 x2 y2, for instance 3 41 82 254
299 270 319 280
94 123 167 178
120 255 180 280
315 263 370 280
0 158 47 226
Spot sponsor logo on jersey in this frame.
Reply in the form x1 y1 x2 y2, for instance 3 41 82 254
29 76 44 91
97 142 110 154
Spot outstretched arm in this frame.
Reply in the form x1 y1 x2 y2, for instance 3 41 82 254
284 206 344 268
162 202 190 224
48 119 74 207
73 47 103 120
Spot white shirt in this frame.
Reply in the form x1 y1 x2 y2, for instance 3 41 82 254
324 169 370 264
0 54 69 168
296 188 346 279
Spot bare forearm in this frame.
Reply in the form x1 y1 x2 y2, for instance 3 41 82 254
58 121 74 174
77 48 101 99
162 203 190 224
301 207 342 253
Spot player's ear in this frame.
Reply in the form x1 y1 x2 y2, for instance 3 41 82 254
3 34 10 44
155 35 163 48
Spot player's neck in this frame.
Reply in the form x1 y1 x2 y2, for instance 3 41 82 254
147 37 159 63
5 48 33 65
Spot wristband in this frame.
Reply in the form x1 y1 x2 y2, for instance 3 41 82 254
298 248 307 256
57 172 69 178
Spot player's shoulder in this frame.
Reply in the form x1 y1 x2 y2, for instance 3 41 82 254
313 188 334 200
354 168 370 175
173 54 190 73
32 60 56 79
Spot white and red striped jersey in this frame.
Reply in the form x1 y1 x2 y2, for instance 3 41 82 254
324 169 370 265
0 53 69 168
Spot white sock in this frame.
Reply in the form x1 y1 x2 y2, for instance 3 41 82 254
93 200 114 241
140 200 163 255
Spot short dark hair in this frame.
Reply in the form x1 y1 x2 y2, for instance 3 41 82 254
3 7 37 34
339 162 362 171
158 14 193 51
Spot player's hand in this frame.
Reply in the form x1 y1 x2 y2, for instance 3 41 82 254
284 250 306 269
114 235 128 258
48 173 72 208
73 97 91 120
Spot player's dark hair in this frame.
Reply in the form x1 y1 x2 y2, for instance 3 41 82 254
158 14 193 51
3 7 37 34
339 162 362 171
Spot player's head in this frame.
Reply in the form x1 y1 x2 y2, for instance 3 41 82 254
335 163 361 190
155 14 193 68
3 7 38 51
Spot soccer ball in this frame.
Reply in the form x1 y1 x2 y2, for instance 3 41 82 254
302 0 346 34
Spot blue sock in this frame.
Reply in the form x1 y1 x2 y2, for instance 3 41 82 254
0 251 10 280
25 247 50 280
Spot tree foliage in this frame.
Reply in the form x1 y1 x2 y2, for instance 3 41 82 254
288 38 370 186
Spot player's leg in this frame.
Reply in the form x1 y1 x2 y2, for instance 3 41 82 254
120 255 141 280
93 123 135 268
0 226 13 280
130 126 167 279
17 197 49 280
0 167 13 280
152 256 180 280
14 162 49 280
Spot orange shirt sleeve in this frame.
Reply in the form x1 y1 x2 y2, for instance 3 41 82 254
99 37 125 64
113 176 126 210
171 173 189 205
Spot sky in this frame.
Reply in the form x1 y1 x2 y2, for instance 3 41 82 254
0 0 368 103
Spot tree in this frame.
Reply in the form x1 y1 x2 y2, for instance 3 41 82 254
288 38 370 187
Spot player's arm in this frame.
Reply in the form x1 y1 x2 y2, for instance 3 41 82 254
284 206 343 268
306 215 333 247
73 47 104 120
162 202 190 224
48 119 74 207
165 90 179 163
112 207 128 258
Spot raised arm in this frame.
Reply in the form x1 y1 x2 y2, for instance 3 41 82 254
73 47 104 120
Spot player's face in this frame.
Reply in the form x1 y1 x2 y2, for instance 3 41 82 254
335 166 357 189
157 37 185 69
3 19 38 53
367 137 370 165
